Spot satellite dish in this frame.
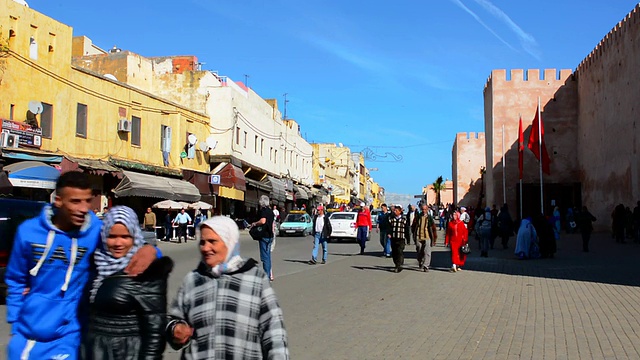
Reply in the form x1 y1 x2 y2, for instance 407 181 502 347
206 136 218 150
198 141 209 151
188 134 197 145
28 101 43 114
104 74 117 81
12 0 29 6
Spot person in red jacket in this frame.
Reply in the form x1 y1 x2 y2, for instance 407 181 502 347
446 210 468 272
356 202 372 254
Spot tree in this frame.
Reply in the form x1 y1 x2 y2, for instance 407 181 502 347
431 176 445 206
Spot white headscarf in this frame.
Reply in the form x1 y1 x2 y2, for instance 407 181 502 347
198 216 244 276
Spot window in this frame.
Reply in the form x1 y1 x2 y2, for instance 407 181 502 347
274 150 278 164
261 139 264 156
40 102 53 138
29 36 37 60
131 116 141 146
243 131 247 148
161 125 172 152
236 126 240 145
254 135 258 153
75 103 87 138
270 147 273 162
10 104 14 120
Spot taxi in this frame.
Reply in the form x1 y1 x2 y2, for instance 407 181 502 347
278 210 313 237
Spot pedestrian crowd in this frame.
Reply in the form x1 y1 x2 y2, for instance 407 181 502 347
5 171 289 359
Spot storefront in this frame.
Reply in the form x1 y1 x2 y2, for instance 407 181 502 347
2 161 60 201
210 163 246 218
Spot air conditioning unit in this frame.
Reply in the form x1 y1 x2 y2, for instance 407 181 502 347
117 119 132 132
0 132 19 148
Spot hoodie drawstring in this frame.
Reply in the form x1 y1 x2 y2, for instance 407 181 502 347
20 339 36 360
61 238 78 292
29 231 55 277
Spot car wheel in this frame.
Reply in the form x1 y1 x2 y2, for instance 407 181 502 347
301 229 307 237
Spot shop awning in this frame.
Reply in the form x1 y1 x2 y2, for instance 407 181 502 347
214 163 247 191
2 150 63 163
113 170 201 202
62 156 121 177
3 161 59 189
246 178 272 192
294 185 309 200
266 176 286 203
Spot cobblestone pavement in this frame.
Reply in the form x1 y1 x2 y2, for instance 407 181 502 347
276 230 640 359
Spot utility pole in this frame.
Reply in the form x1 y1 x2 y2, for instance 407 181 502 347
244 74 250 88
283 93 289 120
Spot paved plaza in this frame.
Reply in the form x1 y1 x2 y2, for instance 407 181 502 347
2 229 640 359
274 231 640 360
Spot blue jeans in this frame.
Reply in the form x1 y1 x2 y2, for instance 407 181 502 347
357 226 368 250
312 233 328 261
379 230 391 255
260 237 273 276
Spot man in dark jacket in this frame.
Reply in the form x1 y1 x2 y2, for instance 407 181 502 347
376 204 392 257
309 205 332 264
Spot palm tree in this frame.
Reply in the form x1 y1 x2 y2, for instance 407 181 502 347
431 176 445 206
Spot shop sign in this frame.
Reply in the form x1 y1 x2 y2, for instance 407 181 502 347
1 119 43 148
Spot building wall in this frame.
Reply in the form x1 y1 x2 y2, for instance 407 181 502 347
483 68 578 218
575 4 640 226
0 0 210 173
423 180 454 206
453 132 485 207
311 143 352 204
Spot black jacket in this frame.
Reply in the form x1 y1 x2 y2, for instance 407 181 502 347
84 257 173 360
312 214 332 238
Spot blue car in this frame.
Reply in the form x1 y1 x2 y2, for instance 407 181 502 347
279 210 313 237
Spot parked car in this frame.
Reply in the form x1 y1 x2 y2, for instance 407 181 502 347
279 210 313 237
0 199 47 302
327 211 356 242
370 209 382 229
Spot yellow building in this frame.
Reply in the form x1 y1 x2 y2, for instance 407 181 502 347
311 143 352 204
0 0 211 210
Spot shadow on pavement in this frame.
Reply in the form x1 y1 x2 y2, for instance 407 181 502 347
283 259 313 265
351 265 395 272
435 233 640 287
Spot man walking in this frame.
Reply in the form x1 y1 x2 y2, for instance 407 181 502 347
309 205 332 265
413 203 437 271
173 208 192 243
388 205 408 273
460 206 471 228
376 203 392 257
356 202 372 254
143 207 156 232
405 205 417 245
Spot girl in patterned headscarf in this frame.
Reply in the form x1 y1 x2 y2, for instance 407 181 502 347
85 206 172 359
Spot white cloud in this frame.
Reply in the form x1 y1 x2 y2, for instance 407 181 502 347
471 0 541 60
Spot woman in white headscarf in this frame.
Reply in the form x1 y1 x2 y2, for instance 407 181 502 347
84 206 173 359
167 216 289 360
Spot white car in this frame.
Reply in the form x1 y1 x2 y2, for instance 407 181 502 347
328 211 370 242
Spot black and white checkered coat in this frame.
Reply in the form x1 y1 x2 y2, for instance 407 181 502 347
167 258 289 360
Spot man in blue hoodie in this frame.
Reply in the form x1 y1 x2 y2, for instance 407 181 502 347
4 171 158 360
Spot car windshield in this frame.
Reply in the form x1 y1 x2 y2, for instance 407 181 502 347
331 213 356 220
284 214 307 222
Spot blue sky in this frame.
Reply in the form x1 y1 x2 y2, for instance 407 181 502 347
26 0 639 195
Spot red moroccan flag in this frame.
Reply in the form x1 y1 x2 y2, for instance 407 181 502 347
527 107 551 175
518 117 524 179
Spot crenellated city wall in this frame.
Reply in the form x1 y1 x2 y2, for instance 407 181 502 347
574 3 640 223
452 132 485 207
482 68 578 216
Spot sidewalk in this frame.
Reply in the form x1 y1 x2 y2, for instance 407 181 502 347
276 231 640 359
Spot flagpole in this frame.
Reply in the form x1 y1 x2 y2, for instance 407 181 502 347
538 97 544 215
502 124 506 205
519 113 523 220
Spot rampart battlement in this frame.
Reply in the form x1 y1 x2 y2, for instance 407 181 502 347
576 3 640 74
456 132 485 142
484 69 573 91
